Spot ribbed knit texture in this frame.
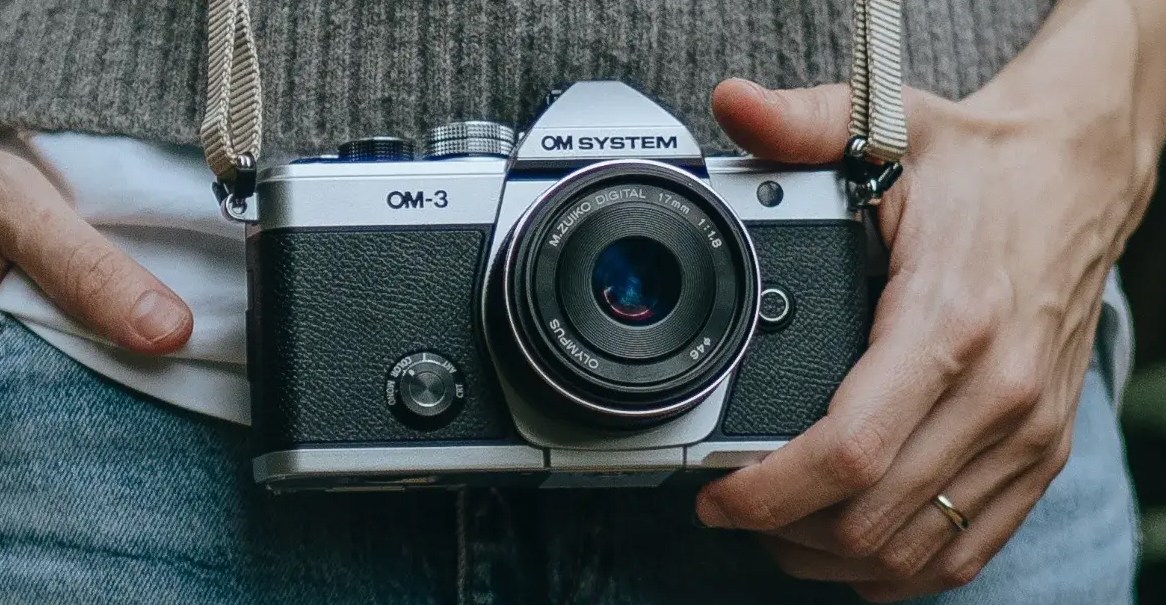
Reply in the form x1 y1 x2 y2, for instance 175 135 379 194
0 0 1054 155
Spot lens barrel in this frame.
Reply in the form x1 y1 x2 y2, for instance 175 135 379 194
490 160 760 427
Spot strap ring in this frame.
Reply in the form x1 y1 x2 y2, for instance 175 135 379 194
844 135 903 208
212 153 258 222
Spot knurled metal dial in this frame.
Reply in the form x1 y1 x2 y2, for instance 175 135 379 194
338 137 415 162
422 120 516 160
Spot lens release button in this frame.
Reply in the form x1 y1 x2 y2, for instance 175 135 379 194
389 352 465 419
756 181 784 207
758 287 794 331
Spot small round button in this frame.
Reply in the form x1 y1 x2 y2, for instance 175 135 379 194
386 352 466 421
758 286 794 330
756 180 784 207
404 371 447 408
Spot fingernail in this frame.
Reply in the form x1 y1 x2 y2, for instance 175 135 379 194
695 496 732 529
130 290 187 343
733 78 766 98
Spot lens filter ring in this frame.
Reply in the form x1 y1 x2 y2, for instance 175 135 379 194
495 159 761 426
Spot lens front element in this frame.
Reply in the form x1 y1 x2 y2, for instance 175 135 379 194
592 237 682 326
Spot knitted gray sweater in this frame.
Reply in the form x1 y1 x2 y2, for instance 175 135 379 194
0 0 1053 155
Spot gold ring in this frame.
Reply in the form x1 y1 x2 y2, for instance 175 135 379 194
932 494 970 531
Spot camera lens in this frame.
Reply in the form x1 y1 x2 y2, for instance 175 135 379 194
489 160 760 427
591 237 682 326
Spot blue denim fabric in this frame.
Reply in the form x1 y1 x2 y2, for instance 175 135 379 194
0 313 1136 604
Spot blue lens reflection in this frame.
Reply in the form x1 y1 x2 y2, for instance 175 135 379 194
591 237 682 326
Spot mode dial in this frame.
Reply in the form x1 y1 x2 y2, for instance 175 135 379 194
422 121 516 160
386 352 466 425
338 137 415 162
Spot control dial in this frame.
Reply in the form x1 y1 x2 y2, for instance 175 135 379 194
422 120 516 160
386 352 466 422
338 136 415 162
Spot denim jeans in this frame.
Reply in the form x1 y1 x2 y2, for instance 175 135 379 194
0 312 1137 604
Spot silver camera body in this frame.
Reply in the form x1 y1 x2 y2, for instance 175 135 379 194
247 82 868 491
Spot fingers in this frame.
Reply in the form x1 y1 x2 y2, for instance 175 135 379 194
861 437 1036 583
850 427 1072 603
766 274 1062 557
765 440 1021 583
695 243 1045 532
764 419 1070 592
711 78 942 165
0 149 192 354
769 366 1031 558
695 303 961 530
763 538 884 583
711 79 852 164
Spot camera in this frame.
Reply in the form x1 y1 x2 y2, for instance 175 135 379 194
245 82 869 492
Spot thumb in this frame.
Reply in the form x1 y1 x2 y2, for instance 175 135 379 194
711 79 852 164
0 150 192 354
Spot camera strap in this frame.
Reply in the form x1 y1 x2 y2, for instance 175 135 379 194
846 0 908 208
197 0 905 211
201 0 263 221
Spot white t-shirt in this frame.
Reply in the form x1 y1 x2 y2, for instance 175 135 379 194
0 132 1137 425
0 133 249 424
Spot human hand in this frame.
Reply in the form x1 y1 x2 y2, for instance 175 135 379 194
694 4 1159 601
0 135 192 353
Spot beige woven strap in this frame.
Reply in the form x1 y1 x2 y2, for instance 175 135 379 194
849 0 908 163
200 0 262 187
196 0 901 201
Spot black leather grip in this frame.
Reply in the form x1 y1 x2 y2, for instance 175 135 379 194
249 227 514 450
720 221 870 437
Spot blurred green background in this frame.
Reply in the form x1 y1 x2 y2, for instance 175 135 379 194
1117 155 1166 602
